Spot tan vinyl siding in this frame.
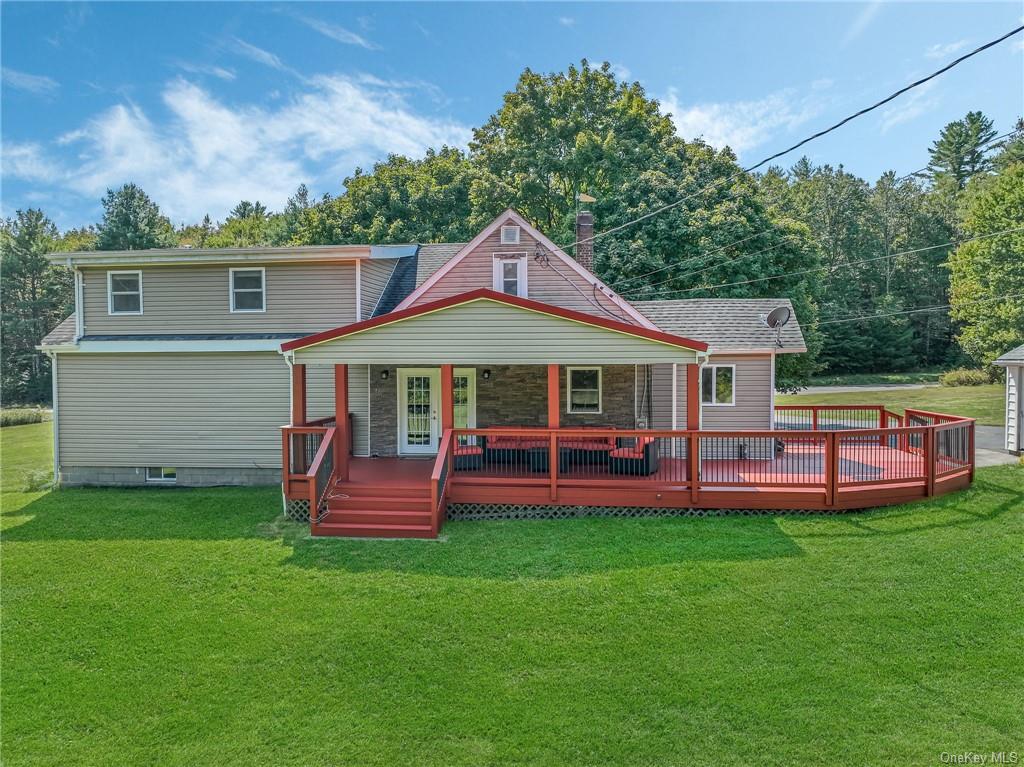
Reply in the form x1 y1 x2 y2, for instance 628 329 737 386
80 262 357 335
293 299 698 366
308 364 370 456
57 352 290 468
649 363 689 429
410 220 634 323
359 259 398 320
700 354 773 430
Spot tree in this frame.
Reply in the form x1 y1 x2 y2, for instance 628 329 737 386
177 215 214 248
927 111 998 190
95 183 176 250
269 184 313 245
993 117 1024 172
229 200 269 220
948 163 1024 365
0 210 73 404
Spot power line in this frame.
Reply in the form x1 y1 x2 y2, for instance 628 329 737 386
559 24 1024 254
628 226 1024 299
818 293 1023 326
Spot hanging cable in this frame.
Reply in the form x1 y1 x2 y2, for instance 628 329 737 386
817 293 1024 325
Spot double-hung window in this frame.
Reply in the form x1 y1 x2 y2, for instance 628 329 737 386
230 268 265 312
493 254 527 297
701 365 735 406
567 366 602 414
107 271 143 315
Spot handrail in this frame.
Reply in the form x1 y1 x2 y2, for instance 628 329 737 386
429 429 454 536
305 426 336 524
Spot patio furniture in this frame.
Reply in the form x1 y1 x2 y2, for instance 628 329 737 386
608 436 660 476
453 441 484 470
557 428 617 473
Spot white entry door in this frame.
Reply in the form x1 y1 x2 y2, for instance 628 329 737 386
398 368 440 455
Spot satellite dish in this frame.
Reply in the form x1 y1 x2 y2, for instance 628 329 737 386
765 306 791 329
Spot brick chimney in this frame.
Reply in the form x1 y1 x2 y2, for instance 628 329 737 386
575 210 594 272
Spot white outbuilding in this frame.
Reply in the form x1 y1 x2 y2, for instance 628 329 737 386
994 343 1024 455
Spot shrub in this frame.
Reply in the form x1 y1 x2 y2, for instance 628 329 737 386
939 368 990 387
1 409 49 427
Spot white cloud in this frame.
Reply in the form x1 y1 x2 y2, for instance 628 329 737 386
230 37 299 77
610 63 632 82
842 1 883 47
662 87 823 155
175 61 236 81
11 77 471 222
294 14 378 50
924 39 970 59
879 80 939 132
2 141 61 182
559 16 576 27
2 68 59 95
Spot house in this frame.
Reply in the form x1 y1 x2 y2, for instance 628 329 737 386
41 209 975 537
994 344 1024 455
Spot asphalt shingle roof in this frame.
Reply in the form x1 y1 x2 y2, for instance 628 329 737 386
994 343 1024 365
40 314 76 346
414 243 465 287
634 298 806 353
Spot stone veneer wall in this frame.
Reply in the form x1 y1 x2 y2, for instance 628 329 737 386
60 465 280 487
369 364 639 456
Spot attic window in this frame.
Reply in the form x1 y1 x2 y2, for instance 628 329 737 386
500 225 520 245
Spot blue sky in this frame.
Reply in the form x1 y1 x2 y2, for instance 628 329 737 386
2 2 1022 230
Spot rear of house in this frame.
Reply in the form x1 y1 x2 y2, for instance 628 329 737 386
42 209 974 537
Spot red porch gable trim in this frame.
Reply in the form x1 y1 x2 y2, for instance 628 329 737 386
281 288 709 353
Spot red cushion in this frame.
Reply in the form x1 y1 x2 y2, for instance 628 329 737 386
453 445 483 456
610 447 644 458
561 438 614 450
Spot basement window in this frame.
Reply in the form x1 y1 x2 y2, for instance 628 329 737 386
567 366 602 414
701 365 735 406
146 467 177 483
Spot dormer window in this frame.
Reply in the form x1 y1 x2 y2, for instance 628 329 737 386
493 254 527 297
500 225 520 245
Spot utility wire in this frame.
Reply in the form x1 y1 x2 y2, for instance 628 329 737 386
559 24 1024 254
818 293 1024 326
628 226 1024 299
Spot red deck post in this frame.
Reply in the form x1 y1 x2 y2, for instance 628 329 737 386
968 420 975 481
685 363 700 430
441 364 454 433
291 363 307 426
924 427 936 497
688 433 700 505
334 364 349 482
547 364 559 500
825 431 838 507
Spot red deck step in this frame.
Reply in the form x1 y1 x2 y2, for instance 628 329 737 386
312 521 436 539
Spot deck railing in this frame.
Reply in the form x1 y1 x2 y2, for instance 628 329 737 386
430 430 455 536
307 427 337 523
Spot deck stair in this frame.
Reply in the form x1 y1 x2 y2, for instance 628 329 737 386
313 481 435 538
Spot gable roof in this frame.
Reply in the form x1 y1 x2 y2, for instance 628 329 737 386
281 288 708 354
393 209 658 329
994 343 1024 366
40 314 77 347
634 298 806 353
415 243 465 287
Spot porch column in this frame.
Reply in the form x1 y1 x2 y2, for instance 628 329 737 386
440 364 454 433
685 363 700 430
334 364 349 482
291 363 307 426
547 364 559 428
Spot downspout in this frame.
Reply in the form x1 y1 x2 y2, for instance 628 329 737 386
770 349 777 430
48 351 60 486
73 268 84 341
696 349 711 430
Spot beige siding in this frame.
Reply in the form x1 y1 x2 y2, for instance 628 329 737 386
410 218 634 323
649 364 690 429
293 299 698 366
701 354 773 430
360 260 397 320
81 262 357 335
56 353 371 467
308 364 370 456
57 352 290 468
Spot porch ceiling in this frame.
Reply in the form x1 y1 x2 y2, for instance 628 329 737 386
285 289 704 366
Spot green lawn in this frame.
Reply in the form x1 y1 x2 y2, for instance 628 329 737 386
2 421 1023 765
778 383 1006 426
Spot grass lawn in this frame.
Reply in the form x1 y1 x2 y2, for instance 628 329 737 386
2 421 1023 765
777 383 1006 426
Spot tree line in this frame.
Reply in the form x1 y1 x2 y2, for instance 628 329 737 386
3 61 1022 405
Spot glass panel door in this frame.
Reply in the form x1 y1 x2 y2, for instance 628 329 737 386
398 369 440 454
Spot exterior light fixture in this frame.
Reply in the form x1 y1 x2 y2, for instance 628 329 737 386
482 369 491 380
380 369 390 380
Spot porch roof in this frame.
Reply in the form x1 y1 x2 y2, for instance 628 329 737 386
283 288 708 366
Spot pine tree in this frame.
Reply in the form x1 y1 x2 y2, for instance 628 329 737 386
926 111 998 190
95 183 176 250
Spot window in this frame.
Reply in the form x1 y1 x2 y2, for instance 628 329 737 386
500 225 520 244
567 366 602 414
701 365 735 406
492 255 527 297
230 268 265 312
146 467 177 483
107 271 142 315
